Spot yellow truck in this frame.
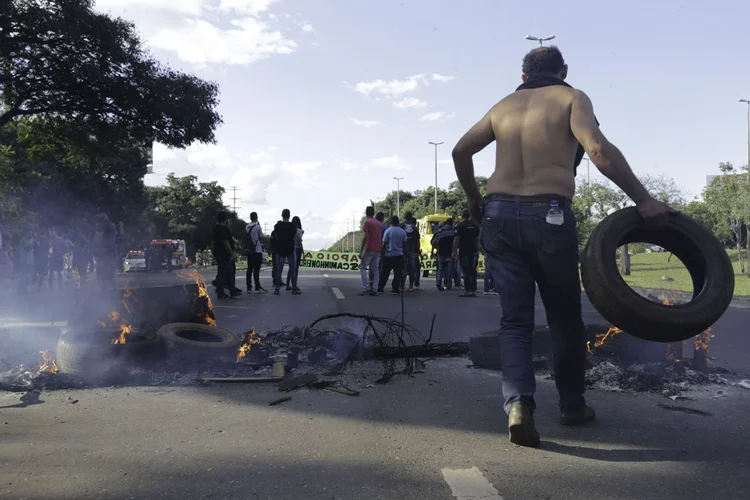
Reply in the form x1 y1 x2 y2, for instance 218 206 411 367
416 214 484 277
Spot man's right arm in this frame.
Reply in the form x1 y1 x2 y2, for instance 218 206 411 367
570 90 673 227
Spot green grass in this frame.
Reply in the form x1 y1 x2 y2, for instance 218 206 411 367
619 250 749 297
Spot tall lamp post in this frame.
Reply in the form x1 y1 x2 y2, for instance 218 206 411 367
351 211 357 252
429 141 443 213
740 99 750 182
581 157 591 183
393 177 403 217
344 221 350 252
525 34 556 47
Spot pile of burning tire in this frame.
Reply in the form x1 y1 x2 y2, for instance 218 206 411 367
56 323 240 382
581 207 735 343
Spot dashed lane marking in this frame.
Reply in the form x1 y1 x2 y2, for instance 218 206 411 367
441 467 504 500
332 287 345 300
323 274 329 278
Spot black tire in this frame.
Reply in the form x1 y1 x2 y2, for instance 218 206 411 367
581 207 734 343
157 323 240 365
56 329 160 380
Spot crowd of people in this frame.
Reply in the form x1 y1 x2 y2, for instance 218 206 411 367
209 204 498 301
1 212 121 294
211 208 304 299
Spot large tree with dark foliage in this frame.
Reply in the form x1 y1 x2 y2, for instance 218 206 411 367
0 0 222 146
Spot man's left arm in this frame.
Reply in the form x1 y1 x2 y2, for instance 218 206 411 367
453 110 495 223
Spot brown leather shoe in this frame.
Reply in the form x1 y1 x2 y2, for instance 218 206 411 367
559 405 596 426
508 402 540 447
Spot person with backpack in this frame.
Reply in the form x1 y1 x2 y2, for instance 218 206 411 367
285 216 304 290
243 212 266 293
399 211 421 291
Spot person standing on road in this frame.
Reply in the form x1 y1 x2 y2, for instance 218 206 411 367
377 215 407 295
431 219 456 291
399 211 421 291
359 206 382 296
273 209 300 295
48 230 67 288
244 212 266 293
454 209 480 297
286 216 304 291
212 211 241 300
452 45 674 447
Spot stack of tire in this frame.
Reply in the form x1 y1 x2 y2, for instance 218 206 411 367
56 323 240 382
581 207 735 343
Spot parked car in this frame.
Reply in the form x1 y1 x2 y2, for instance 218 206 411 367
123 250 147 272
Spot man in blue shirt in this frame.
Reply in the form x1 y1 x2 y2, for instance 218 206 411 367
377 215 407 295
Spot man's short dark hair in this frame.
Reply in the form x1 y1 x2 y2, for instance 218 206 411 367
445 217 453 226
366 206 375 217
461 208 470 219
281 208 290 219
375 212 385 222
404 211 413 221
390 215 399 226
522 46 565 76
217 211 228 223
250 212 258 221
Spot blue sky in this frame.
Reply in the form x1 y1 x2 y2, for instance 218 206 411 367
96 0 750 250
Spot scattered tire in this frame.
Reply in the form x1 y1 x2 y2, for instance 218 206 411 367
157 323 240 365
56 328 160 381
581 207 735 343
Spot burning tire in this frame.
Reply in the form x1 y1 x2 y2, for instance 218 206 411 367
581 207 734 343
56 329 160 381
157 323 240 365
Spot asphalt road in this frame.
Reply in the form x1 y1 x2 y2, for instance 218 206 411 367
1 269 750 499
2 267 749 374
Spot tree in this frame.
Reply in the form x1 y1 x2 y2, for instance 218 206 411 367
577 175 686 275
703 162 750 274
0 0 222 147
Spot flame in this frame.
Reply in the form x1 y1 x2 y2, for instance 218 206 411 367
666 342 683 362
587 327 623 354
177 269 216 326
236 329 261 363
37 350 59 374
694 327 714 355
112 323 133 345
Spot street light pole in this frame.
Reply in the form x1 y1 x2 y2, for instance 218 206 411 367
429 141 443 213
351 211 357 252
740 99 750 182
393 177 403 218
344 221 349 252
581 157 591 183
525 34 556 47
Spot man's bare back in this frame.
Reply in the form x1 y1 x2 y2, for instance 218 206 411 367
485 86 579 198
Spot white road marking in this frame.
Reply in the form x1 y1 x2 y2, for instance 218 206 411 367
332 287 345 300
441 467 504 500
1 321 69 328
323 274 329 278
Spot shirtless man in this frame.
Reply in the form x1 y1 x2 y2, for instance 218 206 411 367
452 46 673 447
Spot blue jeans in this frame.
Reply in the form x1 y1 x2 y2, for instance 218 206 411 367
360 252 380 291
482 196 587 415
437 256 452 288
459 253 478 292
274 252 297 289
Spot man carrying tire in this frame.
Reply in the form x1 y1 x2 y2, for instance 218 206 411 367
452 45 673 447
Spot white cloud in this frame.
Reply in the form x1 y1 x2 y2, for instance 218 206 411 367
335 159 359 170
354 74 429 98
351 73 453 110
371 155 409 170
431 73 455 83
299 22 315 33
149 18 297 66
351 118 380 128
420 111 455 123
218 0 277 15
280 161 322 182
148 143 281 206
94 0 298 67
393 97 428 109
